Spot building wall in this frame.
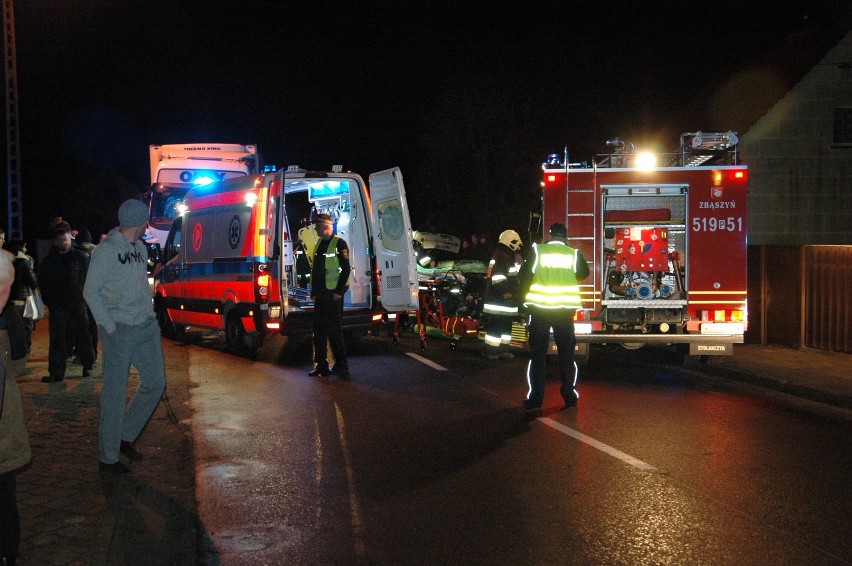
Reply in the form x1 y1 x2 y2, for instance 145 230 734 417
747 245 851 354
739 31 852 245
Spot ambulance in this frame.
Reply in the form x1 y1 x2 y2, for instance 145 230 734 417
532 131 748 361
154 165 419 355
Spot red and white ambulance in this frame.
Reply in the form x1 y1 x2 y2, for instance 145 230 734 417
154 165 419 355
536 131 748 360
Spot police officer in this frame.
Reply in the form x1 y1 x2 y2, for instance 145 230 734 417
308 213 351 379
482 229 523 360
520 223 589 411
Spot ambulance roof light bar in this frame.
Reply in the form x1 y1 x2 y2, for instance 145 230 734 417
193 174 217 187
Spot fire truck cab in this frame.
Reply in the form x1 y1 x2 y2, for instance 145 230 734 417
540 131 748 358
154 166 419 355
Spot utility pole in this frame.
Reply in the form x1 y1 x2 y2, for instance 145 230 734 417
2 0 22 238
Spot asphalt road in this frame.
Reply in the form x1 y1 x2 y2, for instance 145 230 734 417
175 329 851 565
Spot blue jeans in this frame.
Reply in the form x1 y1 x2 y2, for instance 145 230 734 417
98 317 166 464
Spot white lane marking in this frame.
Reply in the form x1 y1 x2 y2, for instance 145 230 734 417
406 352 448 371
538 418 657 472
404 352 653 471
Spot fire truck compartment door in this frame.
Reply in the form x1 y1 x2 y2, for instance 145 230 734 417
369 167 419 312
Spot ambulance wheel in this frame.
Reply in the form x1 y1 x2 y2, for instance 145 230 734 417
156 300 179 339
225 313 254 358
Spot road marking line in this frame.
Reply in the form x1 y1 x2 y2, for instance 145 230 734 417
538 418 657 472
406 352 448 371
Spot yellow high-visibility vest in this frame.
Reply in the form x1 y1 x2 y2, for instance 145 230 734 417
321 236 343 290
523 241 582 309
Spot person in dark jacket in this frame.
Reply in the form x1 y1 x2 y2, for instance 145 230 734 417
308 213 351 379
5 239 38 354
38 223 95 382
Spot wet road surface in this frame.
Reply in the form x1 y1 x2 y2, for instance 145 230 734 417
178 331 851 565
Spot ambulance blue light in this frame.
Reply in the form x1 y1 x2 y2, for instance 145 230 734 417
194 175 216 187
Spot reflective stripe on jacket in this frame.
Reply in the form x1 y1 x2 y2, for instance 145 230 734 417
523 241 582 309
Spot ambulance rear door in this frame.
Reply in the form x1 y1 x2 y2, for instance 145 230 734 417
368 167 419 312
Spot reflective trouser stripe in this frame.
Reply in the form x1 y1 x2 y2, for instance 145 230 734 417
483 303 519 314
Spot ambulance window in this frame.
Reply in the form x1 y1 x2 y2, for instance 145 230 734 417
165 218 182 262
376 198 406 253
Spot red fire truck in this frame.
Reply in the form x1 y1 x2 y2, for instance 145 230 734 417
537 131 747 361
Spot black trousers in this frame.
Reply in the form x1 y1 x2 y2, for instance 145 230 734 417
47 303 95 378
526 308 577 406
13 304 33 352
0 471 20 564
312 295 347 371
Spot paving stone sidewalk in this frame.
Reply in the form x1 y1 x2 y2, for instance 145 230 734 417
13 321 200 566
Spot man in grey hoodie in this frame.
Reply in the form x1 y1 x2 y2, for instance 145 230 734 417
83 199 166 474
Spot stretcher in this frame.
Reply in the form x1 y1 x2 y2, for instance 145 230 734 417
391 268 481 351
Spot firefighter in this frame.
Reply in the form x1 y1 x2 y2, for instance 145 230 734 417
520 222 589 412
482 229 524 360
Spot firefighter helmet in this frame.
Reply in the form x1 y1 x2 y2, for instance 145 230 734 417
498 229 522 251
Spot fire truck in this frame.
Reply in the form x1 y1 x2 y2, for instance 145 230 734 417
536 131 747 361
154 165 419 355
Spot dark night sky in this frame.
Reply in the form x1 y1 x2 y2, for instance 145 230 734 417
5 1 852 239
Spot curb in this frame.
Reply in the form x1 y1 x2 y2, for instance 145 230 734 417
692 363 852 411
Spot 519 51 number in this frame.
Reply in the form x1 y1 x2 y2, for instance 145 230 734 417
692 216 744 232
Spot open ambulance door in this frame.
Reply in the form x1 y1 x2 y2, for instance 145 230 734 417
369 167 419 312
